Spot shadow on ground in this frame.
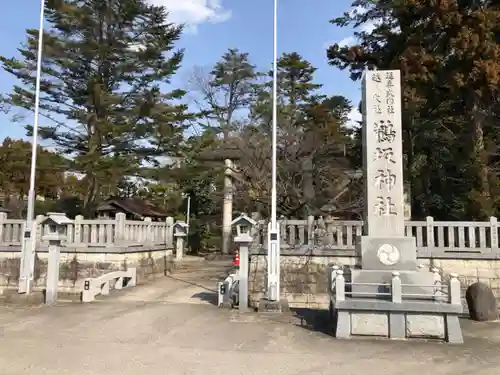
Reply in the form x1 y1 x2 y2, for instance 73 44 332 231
191 292 218 306
291 308 334 336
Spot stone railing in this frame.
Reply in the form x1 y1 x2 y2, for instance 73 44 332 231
253 216 500 258
0 212 175 249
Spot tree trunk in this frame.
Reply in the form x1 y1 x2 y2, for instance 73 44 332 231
470 98 493 218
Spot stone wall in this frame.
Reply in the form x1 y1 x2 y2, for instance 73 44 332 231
0 248 174 294
248 250 500 309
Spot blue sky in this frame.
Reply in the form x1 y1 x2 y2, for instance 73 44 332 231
0 0 361 141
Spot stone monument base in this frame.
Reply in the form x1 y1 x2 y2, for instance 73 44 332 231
258 298 290 313
331 299 463 343
357 236 418 269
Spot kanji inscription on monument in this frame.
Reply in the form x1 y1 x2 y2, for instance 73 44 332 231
362 70 404 237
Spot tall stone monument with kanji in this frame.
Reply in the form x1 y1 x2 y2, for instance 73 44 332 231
351 69 434 295
330 69 463 343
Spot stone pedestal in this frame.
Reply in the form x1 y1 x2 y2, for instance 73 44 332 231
351 235 435 298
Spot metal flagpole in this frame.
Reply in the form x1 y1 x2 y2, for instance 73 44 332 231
186 195 191 235
267 0 280 302
19 0 45 294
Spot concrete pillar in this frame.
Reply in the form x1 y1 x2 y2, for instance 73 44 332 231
165 216 174 248
45 239 61 305
237 242 250 312
222 159 233 254
115 213 126 244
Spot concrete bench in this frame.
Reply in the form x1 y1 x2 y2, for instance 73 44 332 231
81 268 137 302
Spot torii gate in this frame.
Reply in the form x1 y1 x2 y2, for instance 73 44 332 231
197 142 243 255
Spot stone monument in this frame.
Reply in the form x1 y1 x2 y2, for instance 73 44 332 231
350 69 436 297
330 70 463 343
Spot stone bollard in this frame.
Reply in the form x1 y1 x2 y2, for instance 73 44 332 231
448 273 461 306
335 270 345 301
391 271 402 303
431 267 443 301
331 265 340 292
46 238 62 305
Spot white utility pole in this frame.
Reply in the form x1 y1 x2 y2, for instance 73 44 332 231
19 0 45 294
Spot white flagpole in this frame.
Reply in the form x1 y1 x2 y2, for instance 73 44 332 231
19 0 45 294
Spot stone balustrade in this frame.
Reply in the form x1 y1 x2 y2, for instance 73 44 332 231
253 216 500 257
0 212 175 249
331 268 461 305
0 212 181 295
246 216 500 309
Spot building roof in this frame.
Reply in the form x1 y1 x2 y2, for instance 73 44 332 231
96 198 168 219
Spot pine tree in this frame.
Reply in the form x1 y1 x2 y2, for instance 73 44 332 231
0 0 189 211
189 48 257 137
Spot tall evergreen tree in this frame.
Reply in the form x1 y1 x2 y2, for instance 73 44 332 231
0 0 189 211
189 48 257 137
327 0 500 219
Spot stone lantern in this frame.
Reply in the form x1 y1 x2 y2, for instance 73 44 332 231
40 212 72 305
230 213 256 311
173 221 189 260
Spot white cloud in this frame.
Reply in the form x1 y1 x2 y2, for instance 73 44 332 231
347 106 361 127
146 0 231 33
327 6 378 49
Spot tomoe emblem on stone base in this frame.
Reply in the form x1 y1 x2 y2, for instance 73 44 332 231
377 244 400 266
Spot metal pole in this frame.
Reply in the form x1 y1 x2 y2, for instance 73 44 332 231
186 195 191 234
271 0 278 230
19 0 45 294
266 0 280 302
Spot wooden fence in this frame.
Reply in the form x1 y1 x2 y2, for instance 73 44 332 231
0 212 175 249
253 216 500 258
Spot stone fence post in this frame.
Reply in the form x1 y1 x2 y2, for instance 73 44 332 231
490 216 498 249
114 213 126 244
165 216 174 248
448 273 461 305
391 271 402 303
35 214 45 244
432 268 443 300
335 271 345 301
144 217 152 244
307 215 315 246
425 216 434 254
73 215 83 245
0 212 7 242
